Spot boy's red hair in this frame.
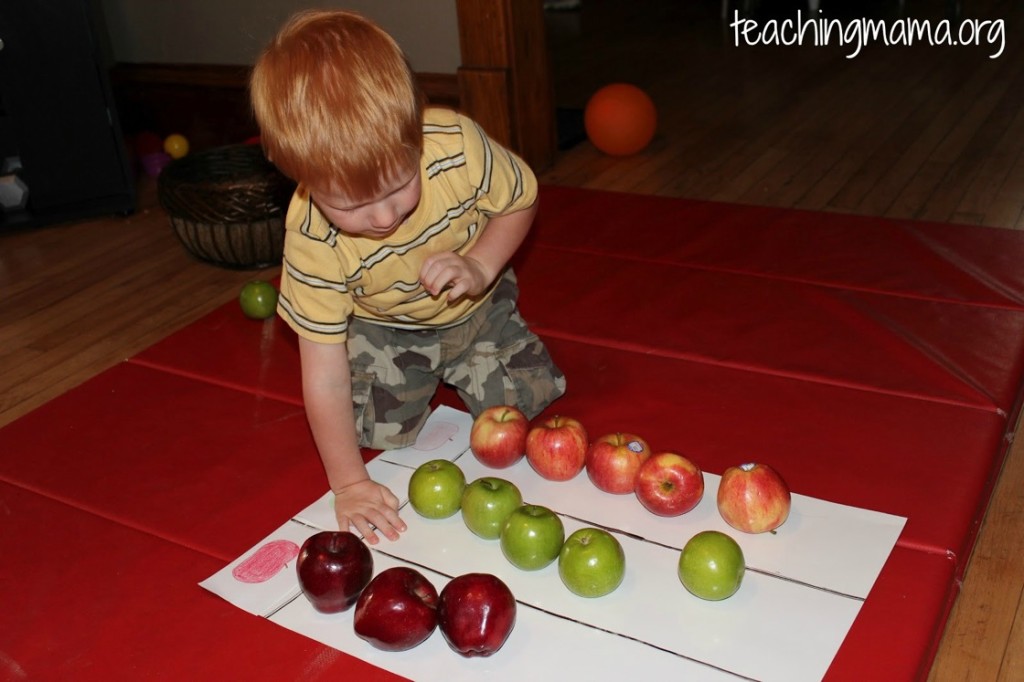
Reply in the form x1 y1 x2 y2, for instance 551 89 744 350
250 10 423 200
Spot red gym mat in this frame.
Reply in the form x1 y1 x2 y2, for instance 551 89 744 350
529 187 1024 307
3 186 1023 679
124 324 1008 562
0 482 393 681
0 363 323 560
4 333 998 563
515 247 1024 411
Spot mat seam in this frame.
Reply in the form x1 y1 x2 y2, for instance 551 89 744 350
126 356 304 407
532 327 1006 417
530 241 1024 312
128 329 1005 418
534 184 1024 310
0 475 236 564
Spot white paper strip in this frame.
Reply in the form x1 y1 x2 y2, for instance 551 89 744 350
202 406 905 681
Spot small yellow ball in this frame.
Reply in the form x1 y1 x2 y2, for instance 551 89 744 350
163 133 190 159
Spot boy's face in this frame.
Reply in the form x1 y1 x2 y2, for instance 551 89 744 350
311 169 422 239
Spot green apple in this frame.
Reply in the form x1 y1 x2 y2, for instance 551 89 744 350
678 530 745 601
408 459 466 519
558 527 626 598
239 280 278 319
499 504 565 570
461 477 523 540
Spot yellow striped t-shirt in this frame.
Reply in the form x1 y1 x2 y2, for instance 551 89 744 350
276 108 538 344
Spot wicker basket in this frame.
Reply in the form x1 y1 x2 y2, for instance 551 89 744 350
158 144 296 269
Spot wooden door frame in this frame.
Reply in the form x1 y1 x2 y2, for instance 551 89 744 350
454 0 556 171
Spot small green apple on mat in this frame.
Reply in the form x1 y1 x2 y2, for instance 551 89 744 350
238 280 278 320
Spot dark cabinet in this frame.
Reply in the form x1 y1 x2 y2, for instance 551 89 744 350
0 0 135 228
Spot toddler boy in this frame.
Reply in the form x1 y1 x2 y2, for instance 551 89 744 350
250 10 565 543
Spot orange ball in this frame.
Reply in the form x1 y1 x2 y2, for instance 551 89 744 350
584 84 657 156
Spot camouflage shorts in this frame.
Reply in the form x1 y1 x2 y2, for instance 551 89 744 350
346 269 566 450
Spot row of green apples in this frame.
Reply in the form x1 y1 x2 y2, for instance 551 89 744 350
410 458 737 603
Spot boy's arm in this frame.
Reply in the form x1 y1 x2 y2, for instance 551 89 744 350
299 337 407 544
420 200 538 300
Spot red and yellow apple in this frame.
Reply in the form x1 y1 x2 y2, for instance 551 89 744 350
585 432 651 494
525 415 589 481
634 452 705 516
717 462 791 533
470 405 529 468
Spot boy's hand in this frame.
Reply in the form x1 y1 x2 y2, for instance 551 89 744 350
420 253 491 301
332 479 407 544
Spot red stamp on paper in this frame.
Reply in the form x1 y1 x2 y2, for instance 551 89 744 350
231 539 301 583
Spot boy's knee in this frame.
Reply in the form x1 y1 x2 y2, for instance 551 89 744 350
500 339 567 419
452 335 566 420
362 408 432 450
349 360 438 451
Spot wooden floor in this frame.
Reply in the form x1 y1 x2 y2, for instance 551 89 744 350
1 0 1022 678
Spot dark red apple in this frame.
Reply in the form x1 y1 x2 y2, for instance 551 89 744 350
353 567 439 651
296 531 373 613
437 573 517 657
